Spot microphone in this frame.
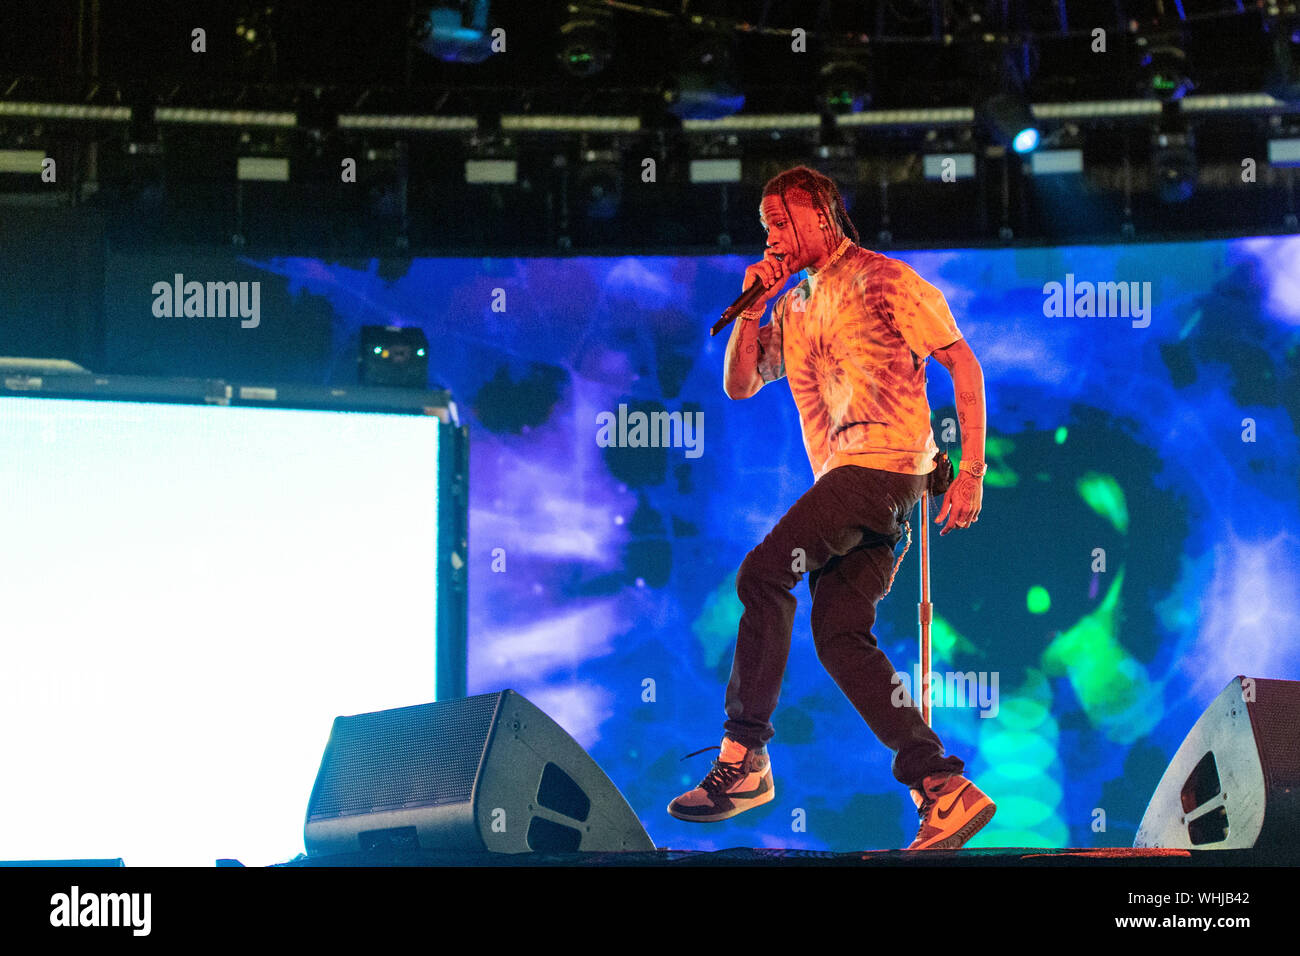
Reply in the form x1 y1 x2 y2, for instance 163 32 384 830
710 277 767 337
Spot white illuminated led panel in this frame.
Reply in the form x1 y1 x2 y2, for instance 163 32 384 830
1031 149 1084 175
689 158 742 183
1268 138 1300 168
0 398 441 866
465 158 518 184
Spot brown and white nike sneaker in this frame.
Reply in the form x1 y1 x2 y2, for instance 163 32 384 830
906 773 996 850
667 736 775 822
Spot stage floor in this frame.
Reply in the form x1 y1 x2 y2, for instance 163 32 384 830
272 845 1300 867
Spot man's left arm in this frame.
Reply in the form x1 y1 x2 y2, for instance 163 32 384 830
930 336 985 536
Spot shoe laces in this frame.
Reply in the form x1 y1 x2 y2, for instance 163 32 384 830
680 745 745 794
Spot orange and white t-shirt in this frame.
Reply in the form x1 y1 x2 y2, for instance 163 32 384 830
755 244 962 481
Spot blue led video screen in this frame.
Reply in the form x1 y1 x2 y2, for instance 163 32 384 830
30 234 1300 860
225 236 1297 854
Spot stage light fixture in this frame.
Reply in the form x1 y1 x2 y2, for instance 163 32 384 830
556 7 615 78
417 1 495 64
1265 13 1300 105
663 30 745 121
980 92 1040 154
818 56 873 115
1137 39 1194 103
359 325 430 388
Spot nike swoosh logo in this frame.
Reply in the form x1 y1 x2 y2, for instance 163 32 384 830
935 783 972 820
729 778 771 800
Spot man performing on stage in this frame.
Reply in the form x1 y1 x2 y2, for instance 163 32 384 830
668 166 995 850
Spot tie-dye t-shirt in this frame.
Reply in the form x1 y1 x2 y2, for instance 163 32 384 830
755 244 962 481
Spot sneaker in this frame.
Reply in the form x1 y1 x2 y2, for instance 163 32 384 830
667 736 775 822
906 773 996 850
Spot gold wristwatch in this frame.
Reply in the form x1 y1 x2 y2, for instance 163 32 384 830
960 459 987 479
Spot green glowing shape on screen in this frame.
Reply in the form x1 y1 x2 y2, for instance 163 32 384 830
1041 567 1162 743
977 822 1071 848
981 727 1056 775
1027 586 1051 614
927 615 982 665
692 572 743 668
1076 472 1128 533
1054 426 1067 444
968 669 1067 846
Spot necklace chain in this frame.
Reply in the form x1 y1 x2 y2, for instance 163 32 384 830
808 236 852 285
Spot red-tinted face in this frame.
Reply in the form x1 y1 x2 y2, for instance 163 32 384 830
759 189 835 273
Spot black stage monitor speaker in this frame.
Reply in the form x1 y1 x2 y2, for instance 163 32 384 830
304 690 655 856
1135 675 1300 850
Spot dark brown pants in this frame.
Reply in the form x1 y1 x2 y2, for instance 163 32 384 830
722 464 965 789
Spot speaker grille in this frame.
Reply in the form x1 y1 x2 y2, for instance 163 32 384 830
308 694 501 819
1251 678 1300 791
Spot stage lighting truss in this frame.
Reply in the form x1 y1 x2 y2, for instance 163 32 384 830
683 113 821 134
155 107 296 128
501 115 639 133
338 114 477 132
0 102 130 122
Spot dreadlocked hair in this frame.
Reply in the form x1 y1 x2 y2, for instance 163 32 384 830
761 166 860 251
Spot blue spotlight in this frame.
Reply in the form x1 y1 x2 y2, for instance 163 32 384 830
418 1 494 64
981 92 1039 154
1013 126 1041 154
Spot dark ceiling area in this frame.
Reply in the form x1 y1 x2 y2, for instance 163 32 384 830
2 0 1298 251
